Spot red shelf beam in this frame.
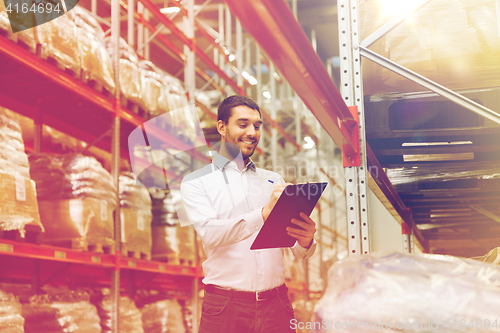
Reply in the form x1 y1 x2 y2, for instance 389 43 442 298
137 0 244 95
224 0 360 159
0 239 204 277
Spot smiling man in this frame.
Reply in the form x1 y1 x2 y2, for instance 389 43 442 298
180 95 317 333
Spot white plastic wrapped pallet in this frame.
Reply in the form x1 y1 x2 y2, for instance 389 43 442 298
313 251 500 332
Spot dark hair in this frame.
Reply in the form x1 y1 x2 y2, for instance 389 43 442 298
217 95 261 124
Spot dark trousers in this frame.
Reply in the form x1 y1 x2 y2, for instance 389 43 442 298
199 285 296 333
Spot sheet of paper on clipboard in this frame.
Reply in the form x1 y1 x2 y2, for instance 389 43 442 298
250 182 328 250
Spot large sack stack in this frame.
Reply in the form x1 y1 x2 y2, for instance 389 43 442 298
141 299 186 333
105 37 143 107
29 154 116 251
119 172 152 259
92 290 144 333
0 1 36 52
314 251 500 332
139 60 166 117
0 108 43 238
23 289 101 333
35 10 81 75
162 75 199 145
150 189 195 265
73 6 115 95
0 289 24 333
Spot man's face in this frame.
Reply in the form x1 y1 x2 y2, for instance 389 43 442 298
218 105 262 161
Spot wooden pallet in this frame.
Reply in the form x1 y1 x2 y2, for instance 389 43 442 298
0 28 37 54
151 254 195 266
36 44 81 80
81 71 115 99
120 95 148 119
43 239 114 254
0 224 43 245
120 243 150 260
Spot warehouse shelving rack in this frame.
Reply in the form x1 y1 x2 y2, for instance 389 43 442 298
0 0 329 331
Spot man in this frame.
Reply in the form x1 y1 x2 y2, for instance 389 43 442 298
181 95 317 333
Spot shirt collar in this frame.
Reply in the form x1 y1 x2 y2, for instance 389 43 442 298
212 153 256 172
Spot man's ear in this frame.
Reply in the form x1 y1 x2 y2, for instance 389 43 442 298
217 120 225 137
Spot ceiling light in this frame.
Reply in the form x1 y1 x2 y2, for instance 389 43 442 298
228 54 235 61
248 76 258 85
303 136 315 149
263 91 271 99
402 141 473 147
160 7 180 14
403 153 474 162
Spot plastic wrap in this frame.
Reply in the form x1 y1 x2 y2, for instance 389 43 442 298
0 108 30 178
141 299 186 333
151 225 195 265
29 153 117 205
386 161 500 186
150 188 182 226
29 154 116 249
73 6 115 94
313 251 500 332
119 173 152 259
0 289 24 333
23 289 101 333
139 60 164 116
0 0 36 52
105 37 143 106
162 75 198 144
472 247 500 265
93 291 144 333
35 11 80 74
360 0 500 97
0 108 43 235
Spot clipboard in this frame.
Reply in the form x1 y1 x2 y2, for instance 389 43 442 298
250 182 328 250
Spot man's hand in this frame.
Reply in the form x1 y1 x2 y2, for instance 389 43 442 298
287 212 316 249
261 183 293 222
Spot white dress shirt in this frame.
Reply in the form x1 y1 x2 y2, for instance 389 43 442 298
180 153 316 292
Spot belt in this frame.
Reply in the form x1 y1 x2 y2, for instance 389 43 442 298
205 284 287 301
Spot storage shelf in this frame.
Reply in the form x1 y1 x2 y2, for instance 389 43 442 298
0 35 210 166
0 239 202 291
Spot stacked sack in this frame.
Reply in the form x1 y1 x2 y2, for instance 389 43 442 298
139 60 170 117
105 37 143 108
163 75 199 145
0 288 24 333
73 6 115 95
141 299 186 333
0 108 43 236
92 290 143 333
0 0 36 53
150 188 196 265
119 173 152 259
29 154 116 251
35 8 80 75
23 289 101 333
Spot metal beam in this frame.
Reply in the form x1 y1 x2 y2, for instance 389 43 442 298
470 205 500 224
359 46 500 125
360 0 433 48
224 0 360 158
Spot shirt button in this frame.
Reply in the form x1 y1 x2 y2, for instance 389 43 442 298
259 271 263 275
257 250 260 253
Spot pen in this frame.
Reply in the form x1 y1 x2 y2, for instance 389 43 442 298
268 180 274 184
